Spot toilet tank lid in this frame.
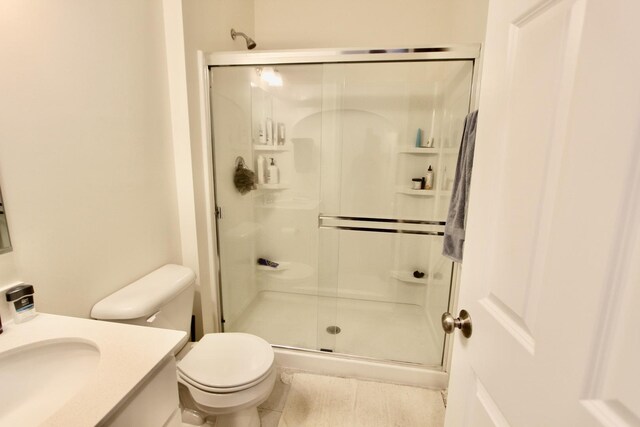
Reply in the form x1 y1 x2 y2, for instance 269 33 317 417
91 264 196 320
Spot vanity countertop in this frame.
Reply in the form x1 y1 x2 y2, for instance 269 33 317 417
0 313 185 426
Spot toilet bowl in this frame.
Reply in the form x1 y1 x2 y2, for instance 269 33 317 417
91 264 275 427
177 333 276 427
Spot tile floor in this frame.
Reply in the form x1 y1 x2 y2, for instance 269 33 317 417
183 370 446 427
255 370 294 427
277 372 445 427
262 370 445 427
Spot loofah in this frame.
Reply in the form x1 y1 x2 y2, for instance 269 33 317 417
233 156 257 194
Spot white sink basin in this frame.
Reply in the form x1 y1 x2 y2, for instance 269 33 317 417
0 339 100 426
0 313 184 425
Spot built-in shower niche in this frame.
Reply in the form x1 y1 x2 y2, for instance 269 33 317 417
210 51 475 370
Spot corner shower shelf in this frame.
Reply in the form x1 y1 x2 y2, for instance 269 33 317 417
396 188 452 197
256 261 291 272
390 270 428 285
397 147 458 155
257 183 290 190
253 144 291 152
396 189 436 196
398 147 439 154
390 271 448 286
257 261 314 281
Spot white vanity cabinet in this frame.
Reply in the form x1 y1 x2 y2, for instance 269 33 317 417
104 356 181 427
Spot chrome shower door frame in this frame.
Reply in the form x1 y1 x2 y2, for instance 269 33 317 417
204 45 481 377
207 45 480 66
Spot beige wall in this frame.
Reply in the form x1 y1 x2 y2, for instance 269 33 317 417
254 0 489 49
0 1 181 318
0 253 18 288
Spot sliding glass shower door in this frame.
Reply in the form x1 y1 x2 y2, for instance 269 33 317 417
210 52 475 367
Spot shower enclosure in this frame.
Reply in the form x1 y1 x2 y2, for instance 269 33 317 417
207 47 478 373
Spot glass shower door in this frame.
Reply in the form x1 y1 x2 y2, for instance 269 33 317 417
209 54 475 368
211 63 330 351
316 60 473 365
209 66 258 339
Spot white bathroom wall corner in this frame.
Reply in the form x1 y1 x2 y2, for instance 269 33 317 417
162 0 203 336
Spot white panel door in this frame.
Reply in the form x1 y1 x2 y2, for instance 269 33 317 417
445 0 640 425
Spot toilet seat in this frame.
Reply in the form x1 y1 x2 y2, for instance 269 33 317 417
178 363 274 393
177 333 274 393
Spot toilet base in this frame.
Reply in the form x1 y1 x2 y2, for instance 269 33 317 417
216 407 260 427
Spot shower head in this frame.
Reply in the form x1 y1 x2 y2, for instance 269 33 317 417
230 28 257 50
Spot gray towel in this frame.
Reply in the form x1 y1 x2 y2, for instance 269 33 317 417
443 110 478 262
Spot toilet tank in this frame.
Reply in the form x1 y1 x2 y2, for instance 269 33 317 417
91 264 196 345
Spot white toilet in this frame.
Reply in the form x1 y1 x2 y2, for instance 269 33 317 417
91 264 275 427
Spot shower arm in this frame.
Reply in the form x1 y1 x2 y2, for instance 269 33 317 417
230 28 257 50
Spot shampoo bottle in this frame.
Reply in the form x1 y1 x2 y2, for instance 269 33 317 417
266 158 279 184
257 155 266 184
425 165 434 190
258 123 266 144
277 122 286 145
266 118 273 145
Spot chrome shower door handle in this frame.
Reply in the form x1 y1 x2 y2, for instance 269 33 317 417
441 310 472 338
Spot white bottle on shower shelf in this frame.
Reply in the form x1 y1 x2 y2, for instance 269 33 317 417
266 158 279 184
258 123 266 144
256 155 266 184
425 165 434 190
265 118 273 145
277 122 286 145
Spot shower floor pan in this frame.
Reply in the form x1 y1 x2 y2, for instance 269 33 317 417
225 290 443 366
